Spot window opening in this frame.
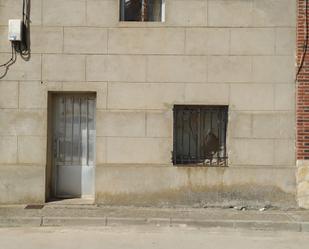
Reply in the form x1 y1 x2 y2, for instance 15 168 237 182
173 105 228 166
120 0 165 22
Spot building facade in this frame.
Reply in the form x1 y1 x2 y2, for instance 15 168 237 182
0 0 299 208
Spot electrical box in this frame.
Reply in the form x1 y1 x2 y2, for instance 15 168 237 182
8 19 22 41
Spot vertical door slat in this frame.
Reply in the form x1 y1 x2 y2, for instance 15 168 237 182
72 97 81 163
88 98 96 166
81 97 88 165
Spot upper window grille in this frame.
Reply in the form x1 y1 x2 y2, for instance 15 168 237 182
120 0 165 22
173 105 228 167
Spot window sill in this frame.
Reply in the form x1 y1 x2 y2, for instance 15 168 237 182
173 164 228 168
117 21 166 28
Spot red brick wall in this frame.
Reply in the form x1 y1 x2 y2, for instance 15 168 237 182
297 0 309 160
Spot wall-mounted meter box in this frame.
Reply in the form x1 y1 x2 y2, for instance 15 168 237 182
8 19 22 41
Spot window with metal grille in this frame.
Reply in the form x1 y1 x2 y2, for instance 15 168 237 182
120 0 165 22
173 105 228 166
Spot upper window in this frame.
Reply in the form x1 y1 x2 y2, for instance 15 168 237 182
173 105 228 167
120 0 165 22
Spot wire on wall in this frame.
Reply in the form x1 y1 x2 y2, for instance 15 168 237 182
0 0 31 79
0 43 17 80
20 0 31 60
297 0 309 78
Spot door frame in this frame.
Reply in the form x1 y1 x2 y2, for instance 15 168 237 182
45 92 97 201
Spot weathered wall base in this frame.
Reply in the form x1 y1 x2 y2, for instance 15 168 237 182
0 166 45 204
95 165 297 208
297 160 309 209
0 165 296 208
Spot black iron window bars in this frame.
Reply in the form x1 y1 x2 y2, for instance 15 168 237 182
173 105 228 166
120 0 163 22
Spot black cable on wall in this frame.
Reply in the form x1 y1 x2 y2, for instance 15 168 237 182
0 43 17 80
297 0 309 78
20 0 31 60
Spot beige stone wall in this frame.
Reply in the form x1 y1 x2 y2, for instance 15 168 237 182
0 0 297 206
297 161 309 209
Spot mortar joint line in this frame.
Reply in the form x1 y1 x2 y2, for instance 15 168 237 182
106 81 109 109
274 27 277 55
145 56 149 83
228 28 231 55
84 55 87 81
41 0 43 27
145 112 147 137
284 211 297 222
107 28 110 54
62 27 65 53
184 28 187 55
16 135 19 164
17 81 20 109
206 0 209 26
85 0 88 26
40 54 43 83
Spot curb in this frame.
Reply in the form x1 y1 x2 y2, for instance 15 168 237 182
1 217 309 232
0 217 42 227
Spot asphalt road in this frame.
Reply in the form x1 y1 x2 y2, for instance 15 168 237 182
0 226 308 249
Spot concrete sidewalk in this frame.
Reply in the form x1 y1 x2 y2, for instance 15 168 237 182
1 204 309 232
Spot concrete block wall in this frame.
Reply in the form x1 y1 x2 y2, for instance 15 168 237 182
0 0 297 207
